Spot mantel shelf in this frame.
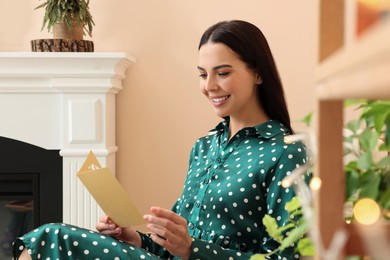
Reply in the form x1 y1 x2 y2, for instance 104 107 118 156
0 52 135 93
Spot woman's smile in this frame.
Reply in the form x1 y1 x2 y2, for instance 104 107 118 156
211 95 230 106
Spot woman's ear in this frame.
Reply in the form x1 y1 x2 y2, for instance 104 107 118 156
255 74 262 85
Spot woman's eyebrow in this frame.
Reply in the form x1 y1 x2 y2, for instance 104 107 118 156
197 64 233 71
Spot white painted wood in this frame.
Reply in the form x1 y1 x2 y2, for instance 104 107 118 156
0 52 134 230
69 99 101 143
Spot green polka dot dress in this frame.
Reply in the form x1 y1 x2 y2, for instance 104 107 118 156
13 119 309 259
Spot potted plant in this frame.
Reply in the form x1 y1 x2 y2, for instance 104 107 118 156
31 0 95 52
343 100 390 218
251 99 390 259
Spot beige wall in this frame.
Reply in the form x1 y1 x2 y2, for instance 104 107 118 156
0 1 319 219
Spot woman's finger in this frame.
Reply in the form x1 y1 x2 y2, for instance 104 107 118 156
150 207 187 225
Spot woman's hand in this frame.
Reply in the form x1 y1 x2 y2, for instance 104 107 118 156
144 207 192 260
96 216 142 248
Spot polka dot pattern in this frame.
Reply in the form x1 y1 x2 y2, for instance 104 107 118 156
13 223 162 259
173 120 307 259
12 120 308 260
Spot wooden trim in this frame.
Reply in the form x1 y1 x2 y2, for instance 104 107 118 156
319 0 344 62
315 100 345 257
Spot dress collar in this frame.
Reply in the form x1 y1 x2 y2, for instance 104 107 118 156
209 119 289 139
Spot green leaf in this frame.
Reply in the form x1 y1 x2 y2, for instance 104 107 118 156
346 257 363 260
357 151 372 170
346 169 359 199
359 129 379 152
360 172 381 199
345 119 361 133
297 237 315 256
385 115 390 146
262 215 283 242
279 221 309 251
379 143 390 151
302 112 313 126
345 161 358 172
276 223 296 234
344 99 366 108
361 102 390 132
378 187 390 209
250 254 266 260
285 197 301 213
378 156 390 168
289 209 303 219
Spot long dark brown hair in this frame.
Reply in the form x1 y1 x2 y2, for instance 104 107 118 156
198 20 293 133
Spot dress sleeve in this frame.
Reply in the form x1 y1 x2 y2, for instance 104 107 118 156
138 231 172 258
261 141 309 258
137 200 185 258
137 145 198 258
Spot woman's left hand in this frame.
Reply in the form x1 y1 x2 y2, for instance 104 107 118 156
144 206 192 260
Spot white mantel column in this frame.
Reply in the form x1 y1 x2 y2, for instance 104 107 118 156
0 52 135 230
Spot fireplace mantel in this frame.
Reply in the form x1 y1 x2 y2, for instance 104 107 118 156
0 52 135 229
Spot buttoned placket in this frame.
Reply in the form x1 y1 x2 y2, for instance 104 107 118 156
187 130 243 238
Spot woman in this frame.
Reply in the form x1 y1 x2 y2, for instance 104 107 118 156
13 20 308 259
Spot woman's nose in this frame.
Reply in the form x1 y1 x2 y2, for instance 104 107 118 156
204 78 218 92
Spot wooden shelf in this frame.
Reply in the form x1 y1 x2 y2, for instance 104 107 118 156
315 16 390 259
317 17 390 100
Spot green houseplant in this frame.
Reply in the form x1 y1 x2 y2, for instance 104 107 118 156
250 197 314 259
299 99 390 217
35 0 95 38
251 99 390 259
344 100 390 216
31 0 95 52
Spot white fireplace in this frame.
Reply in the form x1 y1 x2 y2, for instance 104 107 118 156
0 52 134 230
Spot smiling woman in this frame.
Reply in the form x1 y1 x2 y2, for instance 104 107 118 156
197 43 264 136
13 20 310 260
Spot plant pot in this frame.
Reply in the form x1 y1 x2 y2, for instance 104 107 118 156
53 20 83 40
30 20 94 52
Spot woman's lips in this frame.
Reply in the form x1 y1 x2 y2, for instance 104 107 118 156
211 95 230 106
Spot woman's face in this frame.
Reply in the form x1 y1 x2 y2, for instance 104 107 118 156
198 42 262 120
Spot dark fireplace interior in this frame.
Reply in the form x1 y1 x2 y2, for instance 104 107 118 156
0 136 62 258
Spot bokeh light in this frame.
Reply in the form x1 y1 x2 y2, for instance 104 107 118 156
353 198 381 225
309 177 322 191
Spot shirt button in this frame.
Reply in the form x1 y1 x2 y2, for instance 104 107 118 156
188 223 194 229
216 158 221 163
195 201 200 207
204 179 210 184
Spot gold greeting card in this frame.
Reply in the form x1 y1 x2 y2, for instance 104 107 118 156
77 151 143 227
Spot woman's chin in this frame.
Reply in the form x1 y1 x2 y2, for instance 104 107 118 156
213 109 229 118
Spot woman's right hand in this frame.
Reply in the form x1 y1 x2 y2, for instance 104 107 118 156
96 216 142 247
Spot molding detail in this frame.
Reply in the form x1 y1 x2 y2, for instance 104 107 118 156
69 99 101 143
0 52 134 229
0 52 135 93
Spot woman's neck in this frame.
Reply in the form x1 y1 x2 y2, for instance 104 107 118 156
228 112 270 139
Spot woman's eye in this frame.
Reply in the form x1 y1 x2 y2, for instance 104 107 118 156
218 72 230 77
199 73 207 79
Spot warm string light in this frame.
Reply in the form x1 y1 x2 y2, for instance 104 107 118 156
309 177 322 191
283 132 348 260
284 130 390 258
353 198 381 225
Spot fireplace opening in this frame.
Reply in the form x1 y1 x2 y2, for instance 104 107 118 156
0 136 62 258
